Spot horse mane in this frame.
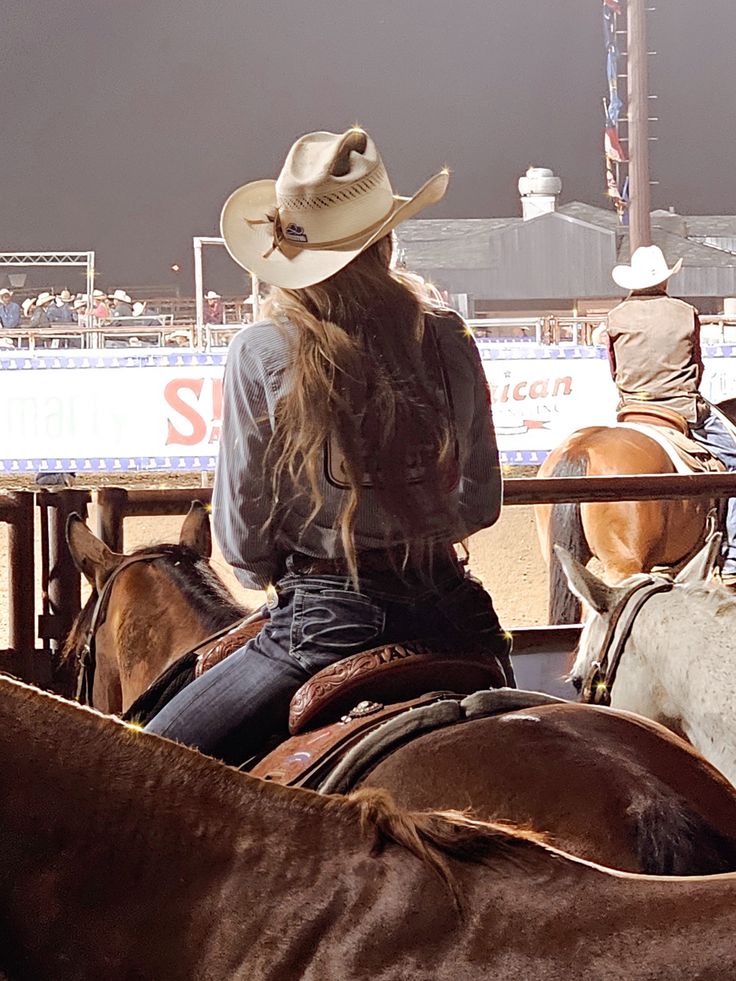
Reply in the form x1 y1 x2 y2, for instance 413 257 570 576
1 675 549 914
62 542 248 665
342 788 544 915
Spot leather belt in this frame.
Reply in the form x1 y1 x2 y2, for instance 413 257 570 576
288 545 461 579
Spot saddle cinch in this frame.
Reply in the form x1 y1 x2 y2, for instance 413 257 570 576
616 403 725 474
193 621 508 789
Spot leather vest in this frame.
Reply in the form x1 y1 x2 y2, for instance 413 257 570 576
607 294 705 424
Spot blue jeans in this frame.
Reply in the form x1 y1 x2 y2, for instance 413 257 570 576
145 568 512 763
691 412 736 574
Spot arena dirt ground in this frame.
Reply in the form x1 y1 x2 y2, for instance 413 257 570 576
0 472 550 649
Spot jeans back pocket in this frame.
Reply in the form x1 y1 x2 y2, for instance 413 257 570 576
289 587 386 674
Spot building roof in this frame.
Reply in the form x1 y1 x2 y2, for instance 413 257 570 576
395 200 736 300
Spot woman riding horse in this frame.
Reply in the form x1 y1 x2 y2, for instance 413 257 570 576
605 244 736 585
145 128 513 761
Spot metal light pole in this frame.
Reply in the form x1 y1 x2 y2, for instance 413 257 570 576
627 0 652 251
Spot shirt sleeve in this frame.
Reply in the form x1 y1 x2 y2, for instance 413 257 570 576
212 333 280 590
456 325 502 534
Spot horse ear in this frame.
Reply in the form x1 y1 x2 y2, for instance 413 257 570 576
179 501 212 559
553 545 617 615
66 513 123 590
675 533 722 585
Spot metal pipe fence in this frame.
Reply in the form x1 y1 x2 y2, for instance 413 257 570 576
2 472 735 689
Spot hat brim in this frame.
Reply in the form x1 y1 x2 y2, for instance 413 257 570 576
612 256 683 290
220 171 449 289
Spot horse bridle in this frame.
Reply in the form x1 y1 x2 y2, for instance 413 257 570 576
581 575 675 706
76 552 172 705
76 551 254 707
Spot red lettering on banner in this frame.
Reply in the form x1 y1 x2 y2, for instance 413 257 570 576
165 379 207 446
489 375 572 404
212 378 223 422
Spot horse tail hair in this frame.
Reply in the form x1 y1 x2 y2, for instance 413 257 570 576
547 455 592 624
628 784 736 876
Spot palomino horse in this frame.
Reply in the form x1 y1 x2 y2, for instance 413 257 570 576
2 674 736 980
62 507 736 875
561 540 736 785
535 426 714 623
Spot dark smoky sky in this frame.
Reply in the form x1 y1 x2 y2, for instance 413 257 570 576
1 0 734 289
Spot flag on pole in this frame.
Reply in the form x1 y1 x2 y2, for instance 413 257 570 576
605 125 627 163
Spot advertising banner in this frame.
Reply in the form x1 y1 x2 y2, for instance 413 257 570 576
1 341 735 473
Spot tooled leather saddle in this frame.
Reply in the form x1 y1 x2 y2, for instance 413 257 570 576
616 403 725 474
188 618 508 786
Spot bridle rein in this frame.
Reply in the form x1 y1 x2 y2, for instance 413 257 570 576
581 575 675 706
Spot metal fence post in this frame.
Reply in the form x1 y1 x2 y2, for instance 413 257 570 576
7 491 35 679
96 486 129 552
37 489 91 657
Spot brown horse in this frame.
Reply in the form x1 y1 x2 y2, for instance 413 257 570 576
2 673 736 980
63 507 736 876
535 426 714 623
64 503 253 714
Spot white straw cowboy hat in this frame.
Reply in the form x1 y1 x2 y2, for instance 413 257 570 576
132 301 147 317
58 289 73 302
0 288 11 297
220 128 449 289
36 292 54 306
110 289 132 304
22 298 35 316
612 245 683 291
204 290 220 300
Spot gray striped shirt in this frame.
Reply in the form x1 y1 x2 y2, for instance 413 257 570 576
212 312 501 589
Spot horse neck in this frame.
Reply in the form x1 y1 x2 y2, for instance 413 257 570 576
104 557 245 712
618 589 736 781
0 677 363 975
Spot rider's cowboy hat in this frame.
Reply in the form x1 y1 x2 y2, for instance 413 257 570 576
58 289 73 302
36 292 54 306
612 245 683 291
0 288 12 297
220 127 449 289
110 289 132 304
204 290 220 300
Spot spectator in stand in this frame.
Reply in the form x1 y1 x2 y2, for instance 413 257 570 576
109 289 133 323
204 290 224 324
30 292 54 329
29 292 55 348
93 289 110 323
74 296 91 329
0 288 21 331
47 289 75 324
132 300 161 327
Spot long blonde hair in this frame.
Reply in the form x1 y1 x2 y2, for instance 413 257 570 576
263 235 455 580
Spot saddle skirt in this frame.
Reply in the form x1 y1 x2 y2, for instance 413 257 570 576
253 689 565 792
616 404 725 475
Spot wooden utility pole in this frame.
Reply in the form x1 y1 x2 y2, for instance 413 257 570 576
627 0 652 251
